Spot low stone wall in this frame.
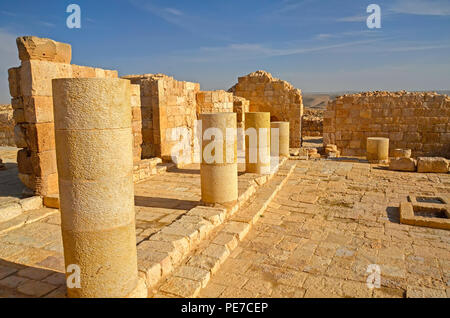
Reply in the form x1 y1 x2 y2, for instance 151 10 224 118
0 105 14 146
230 70 303 147
133 158 171 183
323 91 450 158
302 109 323 137
196 90 233 115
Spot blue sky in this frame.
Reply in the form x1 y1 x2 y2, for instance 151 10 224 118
1 0 450 103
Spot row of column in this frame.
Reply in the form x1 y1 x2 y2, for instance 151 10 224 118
200 112 290 205
52 78 290 298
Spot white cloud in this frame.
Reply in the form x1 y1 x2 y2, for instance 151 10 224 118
1 11 17 17
336 15 367 22
316 33 333 40
39 21 56 28
182 38 384 63
164 8 183 16
390 0 450 16
129 0 185 26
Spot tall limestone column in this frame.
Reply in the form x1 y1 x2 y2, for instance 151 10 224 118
271 122 290 157
52 78 145 298
366 137 389 163
200 113 238 205
245 112 271 174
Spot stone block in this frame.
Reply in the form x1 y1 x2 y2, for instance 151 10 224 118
104 70 118 78
14 124 27 148
19 196 43 211
72 65 96 78
392 148 411 158
17 148 32 174
31 150 57 176
11 97 23 110
8 67 21 98
389 158 417 172
35 172 59 196
43 194 60 209
26 123 55 152
23 96 54 123
16 36 72 63
417 157 449 173
20 60 73 96
13 109 25 123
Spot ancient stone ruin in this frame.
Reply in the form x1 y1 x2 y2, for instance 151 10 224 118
229 70 304 148
323 91 450 158
0 35 449 299
0 104 15 146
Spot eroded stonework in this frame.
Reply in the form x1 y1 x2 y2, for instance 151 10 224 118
323 91 450 158
230 70 303 148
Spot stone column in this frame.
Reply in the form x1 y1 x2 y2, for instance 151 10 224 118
366 137 389 163
271 122 290 157
52 78 144 298
245 112 270 174
200 113 238 205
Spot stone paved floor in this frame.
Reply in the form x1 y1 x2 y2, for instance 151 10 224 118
0 147 273 297
199 160 450 298
1 145 449 298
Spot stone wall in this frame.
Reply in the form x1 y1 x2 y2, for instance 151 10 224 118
130 84 143 163
323 91 450 158
8 36 118 196
230 70 303 147
302 109 323 137
0 104 14 146
233 96 249 156
196 90 233 115
122 74 200 164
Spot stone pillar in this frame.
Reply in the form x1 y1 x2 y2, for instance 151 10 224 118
271 122 290 157
366 137 389 163
245 112 270 174
52 78 144 298
200 113 238 205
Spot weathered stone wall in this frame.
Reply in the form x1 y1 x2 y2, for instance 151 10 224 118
130 84 143 163
123 74 200 164
196 90 233 115
323 91 450 158
302 109 323 137
8 36 118 196
233 96 249 156
230 70 303 147
0 104 15 146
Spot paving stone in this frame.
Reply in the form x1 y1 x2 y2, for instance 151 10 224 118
0 275 30 289
159 277 202 298
17 267 54 280
17 280 57 297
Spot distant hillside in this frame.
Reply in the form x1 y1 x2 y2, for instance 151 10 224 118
302 93 342 110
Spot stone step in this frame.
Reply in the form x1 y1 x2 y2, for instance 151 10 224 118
150 160 297 297
0 207 58 235
0 196 43 223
